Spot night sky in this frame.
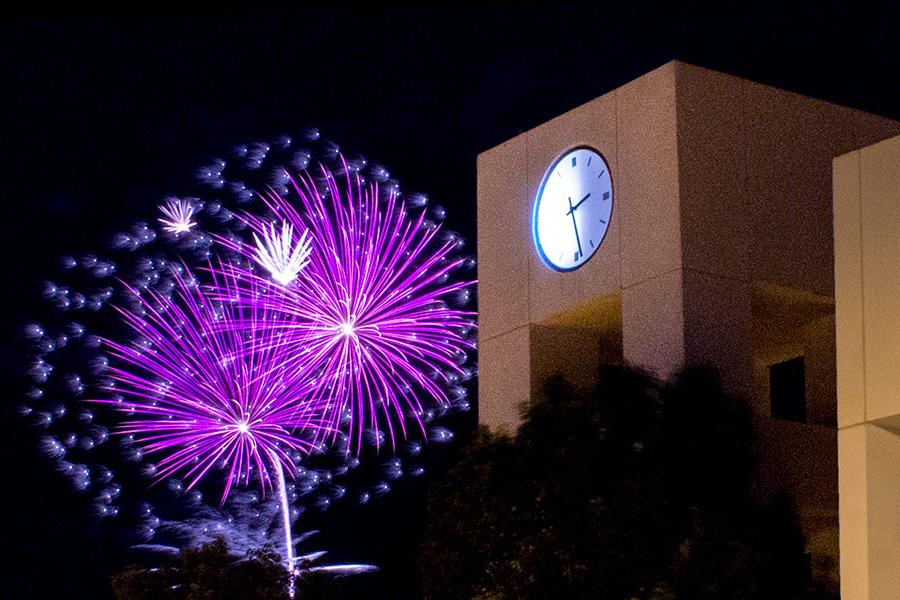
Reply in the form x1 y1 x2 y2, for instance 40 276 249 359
2 5 898 598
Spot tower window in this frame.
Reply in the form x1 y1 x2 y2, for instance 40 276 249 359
770 357 806 423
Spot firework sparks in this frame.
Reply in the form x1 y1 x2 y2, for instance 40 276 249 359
252 221 313 286
159 198 198 234
23 131 476 592
216 157 476 453
98 266 328 501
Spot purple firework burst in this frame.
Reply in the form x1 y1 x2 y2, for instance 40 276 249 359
99 266 327 501
217 158 476 453
22 130 476 587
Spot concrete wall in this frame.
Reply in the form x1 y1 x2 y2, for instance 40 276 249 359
477 62 681 432
673 62 900 402
478 65 900 584
672 78 900 580
478 59 900 592
835 134 900 600
478 60 900 431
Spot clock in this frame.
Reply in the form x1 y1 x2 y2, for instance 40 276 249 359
532 146 613 271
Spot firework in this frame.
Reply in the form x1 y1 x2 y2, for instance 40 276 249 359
251 221 313 286
133 490 378 579
99 266 327 501
158 198 199 234
22 130 476 591
216 158 476 453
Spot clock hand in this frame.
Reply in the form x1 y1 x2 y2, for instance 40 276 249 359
568 197 583 258
565 192 591 215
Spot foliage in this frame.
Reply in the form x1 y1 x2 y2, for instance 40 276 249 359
419 365 838 600
111 539 340 600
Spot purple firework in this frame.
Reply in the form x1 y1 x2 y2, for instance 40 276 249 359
99 266 327 502
22 131 476 589
216 157 476 453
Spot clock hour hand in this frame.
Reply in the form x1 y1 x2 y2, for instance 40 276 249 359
567 196 583 258
566 192 591 215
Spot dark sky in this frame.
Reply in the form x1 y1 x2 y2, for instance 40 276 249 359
1 4 898 598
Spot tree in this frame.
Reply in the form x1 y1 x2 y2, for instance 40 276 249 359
419 365 838 600
111 539 340 600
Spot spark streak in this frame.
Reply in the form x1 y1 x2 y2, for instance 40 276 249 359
158 198 198 234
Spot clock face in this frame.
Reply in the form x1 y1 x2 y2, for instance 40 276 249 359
533 146 613 271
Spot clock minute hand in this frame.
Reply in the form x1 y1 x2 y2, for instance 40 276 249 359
566 192 591 215
568 196 583 257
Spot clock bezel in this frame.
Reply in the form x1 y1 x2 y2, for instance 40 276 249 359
532 144 614 272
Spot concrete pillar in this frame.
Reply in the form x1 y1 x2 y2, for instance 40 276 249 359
835 134 900 599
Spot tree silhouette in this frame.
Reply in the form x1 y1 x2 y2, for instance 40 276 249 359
110 539 342 600
419 365 838 600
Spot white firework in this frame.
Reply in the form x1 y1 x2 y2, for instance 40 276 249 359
253 221 313 285
158 198 198 234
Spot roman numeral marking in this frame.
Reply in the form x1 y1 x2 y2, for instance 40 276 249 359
571 156 577 167
602 191 610 200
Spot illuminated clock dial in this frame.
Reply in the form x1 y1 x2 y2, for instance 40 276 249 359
532 146 613 271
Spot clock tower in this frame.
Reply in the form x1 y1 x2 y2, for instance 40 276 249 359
477 61 900 584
